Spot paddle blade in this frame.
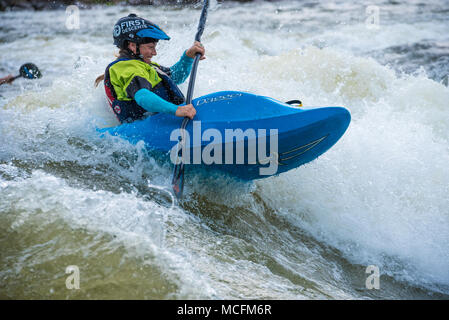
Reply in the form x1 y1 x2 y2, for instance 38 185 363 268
171 163 185 199
19 63 42 79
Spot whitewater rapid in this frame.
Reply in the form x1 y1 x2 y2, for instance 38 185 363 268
1 0 449 299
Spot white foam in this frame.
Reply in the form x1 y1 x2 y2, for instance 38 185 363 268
1 1 448 297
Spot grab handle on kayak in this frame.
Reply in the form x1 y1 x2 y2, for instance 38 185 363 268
285 100 303 107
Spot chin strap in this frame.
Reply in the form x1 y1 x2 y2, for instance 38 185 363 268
125 43 144 60
135 43 144 59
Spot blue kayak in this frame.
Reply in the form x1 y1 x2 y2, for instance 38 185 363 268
100 91 351 180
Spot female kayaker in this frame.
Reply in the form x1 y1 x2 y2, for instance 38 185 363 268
97 13 205 124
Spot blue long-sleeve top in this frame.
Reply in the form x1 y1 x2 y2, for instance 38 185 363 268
170 51 194 85
135 51 193 115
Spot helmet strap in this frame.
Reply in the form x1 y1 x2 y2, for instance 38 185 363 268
135 43 144 60
124 42 144 61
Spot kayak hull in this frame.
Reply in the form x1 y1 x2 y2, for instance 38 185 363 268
100 91 351 181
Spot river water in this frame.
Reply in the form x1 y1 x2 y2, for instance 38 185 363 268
1 0 449 299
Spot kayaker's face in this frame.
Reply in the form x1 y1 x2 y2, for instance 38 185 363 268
128 42 157 63
140 42 157 63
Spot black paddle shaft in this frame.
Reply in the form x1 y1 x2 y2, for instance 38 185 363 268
171 0 210 199
186 0 209 105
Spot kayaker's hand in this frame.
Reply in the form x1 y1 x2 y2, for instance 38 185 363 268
0 74 14 85
186 41 206 60
175 104 197 119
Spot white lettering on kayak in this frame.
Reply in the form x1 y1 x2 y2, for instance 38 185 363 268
195 93 243 106
170 121 278 176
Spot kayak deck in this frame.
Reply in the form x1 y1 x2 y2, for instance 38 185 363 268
100 91 351 180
